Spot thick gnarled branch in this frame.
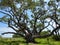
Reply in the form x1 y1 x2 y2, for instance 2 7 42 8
32 25 60 38
2 32 25 37
2 32 17 35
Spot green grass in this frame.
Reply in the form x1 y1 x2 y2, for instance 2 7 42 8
0 37 60 45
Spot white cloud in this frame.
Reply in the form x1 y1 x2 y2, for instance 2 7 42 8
44 0 50 3
0 27 15 38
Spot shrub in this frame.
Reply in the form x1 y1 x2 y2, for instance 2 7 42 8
52 35 60 41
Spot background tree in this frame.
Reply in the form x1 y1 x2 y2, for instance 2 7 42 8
0 0 60 43
13 34 21 38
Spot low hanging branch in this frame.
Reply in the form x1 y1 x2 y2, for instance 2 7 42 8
2 32 17 35
2 32 25 37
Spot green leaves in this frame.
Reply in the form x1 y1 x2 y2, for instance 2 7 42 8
0 0 13 6
0 15 9 23
56 0 60 2
48 1 54 6
36 23 44 28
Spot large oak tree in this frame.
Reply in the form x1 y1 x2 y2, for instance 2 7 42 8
0 0 60 43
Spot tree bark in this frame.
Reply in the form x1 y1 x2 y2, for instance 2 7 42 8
25 34 37 43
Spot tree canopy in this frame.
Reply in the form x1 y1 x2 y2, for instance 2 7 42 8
0 0 60 43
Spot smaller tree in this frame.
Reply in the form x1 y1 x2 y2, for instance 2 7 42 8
13 34 21 38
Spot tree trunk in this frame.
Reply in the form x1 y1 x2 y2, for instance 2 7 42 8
25 34 37 43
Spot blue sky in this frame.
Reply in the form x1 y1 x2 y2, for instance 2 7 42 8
0 12 15 37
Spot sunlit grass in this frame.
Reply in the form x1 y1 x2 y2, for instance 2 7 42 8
0 37 60 45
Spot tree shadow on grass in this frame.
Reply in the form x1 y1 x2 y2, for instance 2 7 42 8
0 40 53 45
0 40 27 45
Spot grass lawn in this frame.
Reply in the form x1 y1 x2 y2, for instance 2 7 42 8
0 37 60 45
